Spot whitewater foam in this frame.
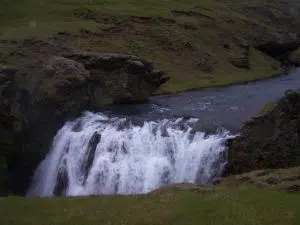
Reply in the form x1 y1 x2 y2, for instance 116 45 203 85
28 112 231 197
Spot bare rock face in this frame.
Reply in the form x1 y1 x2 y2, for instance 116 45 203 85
227 91 300 175
65 52 168 103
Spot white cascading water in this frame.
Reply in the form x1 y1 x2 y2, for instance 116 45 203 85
28 112 231 197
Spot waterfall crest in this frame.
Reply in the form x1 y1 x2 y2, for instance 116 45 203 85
28 112 231 197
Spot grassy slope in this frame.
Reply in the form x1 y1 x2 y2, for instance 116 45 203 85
1 0 297 93
2 167 299 224
1 186 300 225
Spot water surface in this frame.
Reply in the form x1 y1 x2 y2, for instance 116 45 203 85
103 68 300 131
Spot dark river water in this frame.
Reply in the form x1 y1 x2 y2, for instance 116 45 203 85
102 68 300 131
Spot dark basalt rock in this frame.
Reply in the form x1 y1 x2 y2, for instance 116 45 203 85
227 91 300 175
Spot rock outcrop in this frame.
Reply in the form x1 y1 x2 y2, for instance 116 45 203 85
227 91 300 174
0 52 168 195
65 52 168 103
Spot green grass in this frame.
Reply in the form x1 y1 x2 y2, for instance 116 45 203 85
1 186 300 225
259 101 276 115
0 0 298 93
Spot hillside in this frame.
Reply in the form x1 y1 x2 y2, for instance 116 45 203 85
1 184 300 225
1 0 300 94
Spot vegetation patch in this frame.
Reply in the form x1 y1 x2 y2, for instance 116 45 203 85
1 0 299 93
1 185 300 225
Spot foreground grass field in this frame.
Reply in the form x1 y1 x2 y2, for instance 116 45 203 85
1 186 300 225
2 0 298 93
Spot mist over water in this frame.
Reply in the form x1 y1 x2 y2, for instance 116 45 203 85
28 112 230 197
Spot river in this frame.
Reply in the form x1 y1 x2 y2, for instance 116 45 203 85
27 68 300 197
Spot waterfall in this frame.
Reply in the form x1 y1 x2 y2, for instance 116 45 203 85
27 112 231 197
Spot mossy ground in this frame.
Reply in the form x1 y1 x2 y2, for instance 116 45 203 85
1 185 300 225
1 0 298 94
291 48 300 65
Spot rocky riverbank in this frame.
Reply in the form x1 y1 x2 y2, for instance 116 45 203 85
227 91 300 175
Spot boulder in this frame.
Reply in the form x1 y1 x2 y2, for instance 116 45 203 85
65 52 169 103
227 91 300 174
